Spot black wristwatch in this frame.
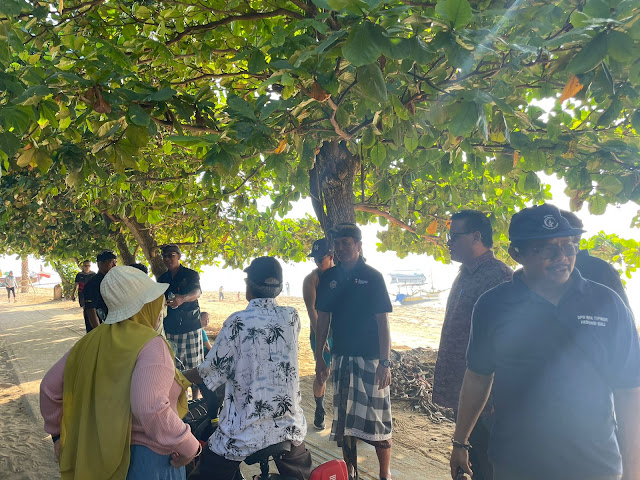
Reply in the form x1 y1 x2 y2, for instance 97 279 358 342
380 359 391 368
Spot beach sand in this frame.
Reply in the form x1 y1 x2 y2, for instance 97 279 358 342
0 289 453 479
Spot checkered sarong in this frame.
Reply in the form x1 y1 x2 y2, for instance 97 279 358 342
166 330 204 369
330 355 392 444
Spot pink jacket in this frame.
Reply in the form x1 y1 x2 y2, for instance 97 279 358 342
40 336 199 458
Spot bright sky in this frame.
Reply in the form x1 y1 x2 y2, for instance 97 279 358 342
2 174 638 316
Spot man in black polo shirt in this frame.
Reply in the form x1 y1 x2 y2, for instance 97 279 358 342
560 210 630 307
82 250 117 333
315 224 393 480
450 204 640 480
157 244 203 398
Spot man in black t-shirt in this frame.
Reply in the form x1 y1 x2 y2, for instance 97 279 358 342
157 244 203 397
315 224 393 480
72 260 96 306
72 260 96 332
83 250 117 333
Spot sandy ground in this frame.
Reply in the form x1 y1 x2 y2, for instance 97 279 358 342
0 289 453 480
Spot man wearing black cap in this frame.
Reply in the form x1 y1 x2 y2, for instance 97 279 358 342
157 244 203 398
82 250 117 333
185 257 312 480
450 204 640 480
302 238 335 429
315 224 394 480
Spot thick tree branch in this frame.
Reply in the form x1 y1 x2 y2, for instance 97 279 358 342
167 9 304 46
152 116 219 134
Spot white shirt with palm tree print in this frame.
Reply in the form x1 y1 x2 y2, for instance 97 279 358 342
198 297 307 461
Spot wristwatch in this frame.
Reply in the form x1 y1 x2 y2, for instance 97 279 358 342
380 359 391 368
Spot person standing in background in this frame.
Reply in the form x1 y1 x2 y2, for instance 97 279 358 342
433 210 513 480
302 238 335 430
5 270 18 302
560 210 630 307
83 250 117 332
218 286 224 301
72 260 96 328
157 244 204 400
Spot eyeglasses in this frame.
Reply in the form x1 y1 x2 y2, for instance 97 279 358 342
446 231 474 242
314 255 328 264
162 253 178 258
530 243 579 259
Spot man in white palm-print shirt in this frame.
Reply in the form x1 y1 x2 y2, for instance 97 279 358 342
186 257 311 480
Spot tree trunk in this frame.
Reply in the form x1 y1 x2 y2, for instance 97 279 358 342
311 140 359 236
52 260 74 297
115 231 136 266
119 215 166 278
21 257 29 293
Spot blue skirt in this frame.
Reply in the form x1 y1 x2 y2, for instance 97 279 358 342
127 444 186 480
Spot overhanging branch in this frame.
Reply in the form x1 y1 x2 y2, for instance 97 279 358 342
354 204 439 244
167 9 304 46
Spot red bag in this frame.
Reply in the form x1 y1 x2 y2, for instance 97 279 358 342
310 459 349 480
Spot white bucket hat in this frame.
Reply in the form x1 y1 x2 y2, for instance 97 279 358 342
100 266 169 324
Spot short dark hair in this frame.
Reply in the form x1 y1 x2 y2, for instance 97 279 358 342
97 250 117 262
128 263 148 274
450 210 493 248
559 210 584 229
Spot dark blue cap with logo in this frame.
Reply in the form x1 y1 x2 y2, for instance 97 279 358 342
307 238 332 259
509 203 585 242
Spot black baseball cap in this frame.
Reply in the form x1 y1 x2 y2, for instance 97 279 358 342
244 256 283 287
97 250 117 262
161 244 181 255
307 238 332 259
330 223 362 241
509 203 585 242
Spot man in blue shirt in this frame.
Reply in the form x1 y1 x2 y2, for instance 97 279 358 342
450 204 640 480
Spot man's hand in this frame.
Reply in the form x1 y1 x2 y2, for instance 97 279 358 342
54 439 60 463
450 447 472 480
315 357 329 385
170 450 196 468
375 364 391 390
167 295 185 309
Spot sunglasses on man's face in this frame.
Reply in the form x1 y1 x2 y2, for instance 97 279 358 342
530 243 579 260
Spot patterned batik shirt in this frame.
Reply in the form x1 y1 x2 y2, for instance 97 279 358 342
432 251 513 412
198 297 307 461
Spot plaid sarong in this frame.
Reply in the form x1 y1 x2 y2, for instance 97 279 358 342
330 355 392 445
166 330 205 369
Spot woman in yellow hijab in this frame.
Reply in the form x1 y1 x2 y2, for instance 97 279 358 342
40 266 200 480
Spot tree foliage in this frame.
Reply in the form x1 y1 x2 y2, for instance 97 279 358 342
1 0 639 269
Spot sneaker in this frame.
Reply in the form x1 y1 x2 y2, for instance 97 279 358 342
313 407 325 430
